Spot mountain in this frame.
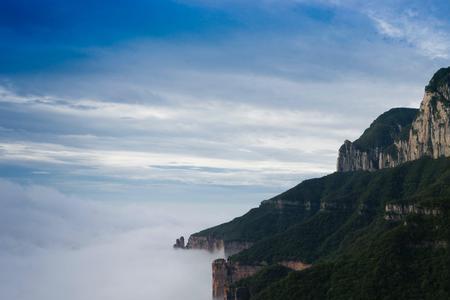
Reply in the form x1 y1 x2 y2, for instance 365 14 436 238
338 67 450 172
230 157 450 300
180 67 450 300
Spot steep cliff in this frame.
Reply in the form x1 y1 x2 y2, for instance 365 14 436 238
337 67 450 172
212 259 264 299
212 259 311 300
407 68 450 160
182 235 253 257
337 108 417 171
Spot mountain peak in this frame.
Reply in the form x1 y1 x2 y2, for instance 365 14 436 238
338 67 450 172
425 67 450 98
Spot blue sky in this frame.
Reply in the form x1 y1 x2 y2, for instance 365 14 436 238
1 0 450 201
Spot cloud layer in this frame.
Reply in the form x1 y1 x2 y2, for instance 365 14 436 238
0 180 253 300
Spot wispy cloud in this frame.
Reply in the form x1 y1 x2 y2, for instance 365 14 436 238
0 83 353 190
368 10 450 59
283 0 450 59
0 140 335 187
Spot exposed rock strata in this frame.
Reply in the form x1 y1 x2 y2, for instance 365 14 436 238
213 259 311 300
213 259 263 300
384 204 441 221
185 236 252 257
186 236 224 252
338 67 450 172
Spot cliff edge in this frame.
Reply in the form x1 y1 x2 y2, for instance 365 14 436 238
337 67 450 172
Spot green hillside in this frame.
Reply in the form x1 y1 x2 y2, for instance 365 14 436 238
352 107 417 151
194 157 450 299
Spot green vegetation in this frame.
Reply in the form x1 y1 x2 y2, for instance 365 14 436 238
194 157 450 299
251 213 450 300
230 157 450 265
425 67 450 93
230 265 293 298
352 107 417 151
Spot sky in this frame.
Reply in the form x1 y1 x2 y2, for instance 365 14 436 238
0 0 449 201
1 1 450 300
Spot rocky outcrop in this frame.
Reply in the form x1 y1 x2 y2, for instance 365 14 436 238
406 90 450 160
337 140 380 172
384 204 441 221
213 259 311 300
186 235 224 252
184 235 253 257
213 259 264 299
337 67 450 172
261 197 311 210
173 236 185 249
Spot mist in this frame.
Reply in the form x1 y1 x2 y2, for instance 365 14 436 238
0 180 254 300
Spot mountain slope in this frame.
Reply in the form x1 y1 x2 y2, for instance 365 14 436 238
230 157 450 299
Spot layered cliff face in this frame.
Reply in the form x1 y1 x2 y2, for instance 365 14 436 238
185 235 224 252
337 108 417 171
181 235 253 257
213 259 311 300
407 90 450 160
212 259 264 300
337 67 450 172
384 204 441 221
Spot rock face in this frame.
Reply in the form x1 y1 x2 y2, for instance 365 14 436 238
185 235 253 257
384 204 441 221
337 140 380 172
186 236 224 252
212 259 264 300
337 67 450 172
407 88 450 160
173 236 185 249
212 259 311 300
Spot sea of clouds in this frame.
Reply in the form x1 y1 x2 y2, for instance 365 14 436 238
0 179 253 300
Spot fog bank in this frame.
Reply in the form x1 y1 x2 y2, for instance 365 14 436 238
0 180 253 300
